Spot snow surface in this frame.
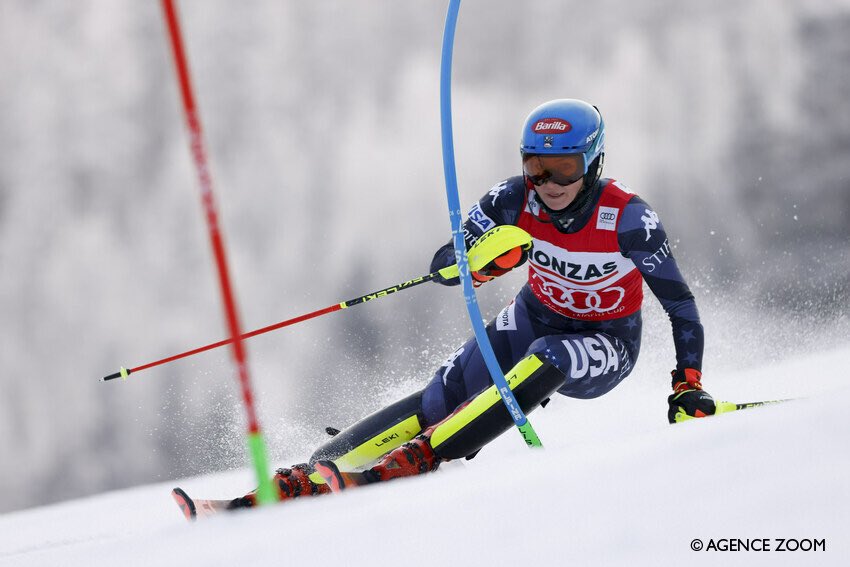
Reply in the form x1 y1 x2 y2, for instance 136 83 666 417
1 345 848 567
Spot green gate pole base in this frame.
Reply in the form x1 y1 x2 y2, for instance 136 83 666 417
247 432 278 505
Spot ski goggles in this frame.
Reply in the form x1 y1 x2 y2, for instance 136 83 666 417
522 153 586 186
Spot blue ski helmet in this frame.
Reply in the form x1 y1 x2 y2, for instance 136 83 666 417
520 99 605 187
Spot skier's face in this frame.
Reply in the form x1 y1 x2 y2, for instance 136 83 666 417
522 152 586 211
535 177 584 211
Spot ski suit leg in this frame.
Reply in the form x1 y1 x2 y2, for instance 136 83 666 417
421 300 541 425
310 390 425 470
418 312 642 460
309 298 542 469
530 327 640 399
310 299 640 471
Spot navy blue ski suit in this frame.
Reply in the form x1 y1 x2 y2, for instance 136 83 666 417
420 176 704 426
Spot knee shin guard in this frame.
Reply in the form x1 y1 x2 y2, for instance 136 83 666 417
309 390 425 472
429 354 565 460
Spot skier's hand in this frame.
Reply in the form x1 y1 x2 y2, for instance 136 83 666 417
471 244 530 287
667 368 715 424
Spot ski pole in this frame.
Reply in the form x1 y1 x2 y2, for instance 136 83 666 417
672 398 796 423
102 224 531 383
101 266 457 383
715 398 796 414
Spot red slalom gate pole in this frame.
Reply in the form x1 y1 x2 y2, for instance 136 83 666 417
160 0 276 504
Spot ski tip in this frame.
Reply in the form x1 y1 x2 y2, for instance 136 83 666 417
313 460 346 492
171 487 197 521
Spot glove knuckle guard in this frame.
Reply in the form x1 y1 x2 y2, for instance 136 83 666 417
493 246 523 269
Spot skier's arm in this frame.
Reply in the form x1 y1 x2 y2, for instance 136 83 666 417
617 196 704 372
617 195 716 422
431 177 527 285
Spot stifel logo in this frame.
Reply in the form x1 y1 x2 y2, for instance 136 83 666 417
532 118 571 133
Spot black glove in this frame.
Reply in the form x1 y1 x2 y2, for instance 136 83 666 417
667 368 715 424
471 244 530 287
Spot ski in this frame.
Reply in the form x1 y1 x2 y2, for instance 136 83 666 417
171 487 234 521
673 398 795 423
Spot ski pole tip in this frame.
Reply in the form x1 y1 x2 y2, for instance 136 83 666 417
101 367 131 383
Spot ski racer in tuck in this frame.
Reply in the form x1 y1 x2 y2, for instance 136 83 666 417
218 99 715 507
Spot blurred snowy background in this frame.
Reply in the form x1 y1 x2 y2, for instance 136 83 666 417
1 0 848 514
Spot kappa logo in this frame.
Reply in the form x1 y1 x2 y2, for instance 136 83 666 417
596 206 619 231
440 347 465 385
562 334 620 379
488 180 507 206
641 209 659 241
532 118 572 133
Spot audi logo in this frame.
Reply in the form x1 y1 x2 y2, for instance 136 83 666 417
599 212 616 221
532 274 625 314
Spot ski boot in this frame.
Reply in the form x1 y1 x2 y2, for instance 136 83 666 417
227 463 331 509
315 430 441 491
369 433 441 482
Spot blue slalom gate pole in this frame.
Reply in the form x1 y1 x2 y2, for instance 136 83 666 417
439 0 542 447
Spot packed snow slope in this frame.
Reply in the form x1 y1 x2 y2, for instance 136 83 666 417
1 345 848 567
